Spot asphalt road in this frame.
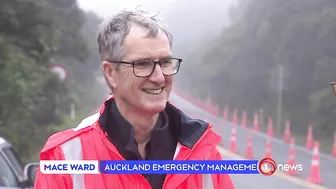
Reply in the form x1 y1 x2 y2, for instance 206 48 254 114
169 93 334 189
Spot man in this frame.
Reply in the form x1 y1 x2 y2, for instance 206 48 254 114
34 8 235 189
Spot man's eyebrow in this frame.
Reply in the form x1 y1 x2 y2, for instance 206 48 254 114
160 55 173 60
131 57 151 62
131 55 173 62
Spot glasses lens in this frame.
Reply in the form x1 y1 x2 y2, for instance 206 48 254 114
161 58 180 76
133 58 181 77
133 60 155 77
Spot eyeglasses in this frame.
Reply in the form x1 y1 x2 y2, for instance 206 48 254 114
331 82 336 96
107 58 182 77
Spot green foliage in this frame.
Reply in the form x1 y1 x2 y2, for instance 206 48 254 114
176 0 336 145
0 0 105 162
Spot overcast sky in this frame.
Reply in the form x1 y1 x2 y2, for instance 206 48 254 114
77 0 175 18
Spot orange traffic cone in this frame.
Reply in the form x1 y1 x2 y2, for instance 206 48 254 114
306 142 323 184
205 102 211 114
214 104 219 117
264 137 272 158
232 108 238 126
306 124 314 150
240 110 247 128
287 138 298 176
229 125 237 153
245 130 254 159
223 106 228 120
332 132 336 158
284 120 291 143
267 116 273 137
253 113 260 132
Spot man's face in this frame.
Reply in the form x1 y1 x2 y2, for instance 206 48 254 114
105 25 173 114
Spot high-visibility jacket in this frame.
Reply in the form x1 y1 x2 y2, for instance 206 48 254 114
34 97 235 189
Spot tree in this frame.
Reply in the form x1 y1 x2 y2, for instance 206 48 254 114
0 0 105 162
174 0 336 143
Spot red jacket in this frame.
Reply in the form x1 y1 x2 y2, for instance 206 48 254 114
34 97 235 189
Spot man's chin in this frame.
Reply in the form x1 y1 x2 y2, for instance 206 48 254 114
142 102 167 114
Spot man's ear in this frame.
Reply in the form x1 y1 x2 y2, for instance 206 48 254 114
102 61 117 88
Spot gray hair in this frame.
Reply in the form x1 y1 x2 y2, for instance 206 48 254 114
97 8 173 62
97 8 173 94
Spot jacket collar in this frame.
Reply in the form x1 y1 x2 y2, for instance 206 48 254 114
97 95 218 149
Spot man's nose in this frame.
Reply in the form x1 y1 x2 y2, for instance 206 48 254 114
148 64 165 83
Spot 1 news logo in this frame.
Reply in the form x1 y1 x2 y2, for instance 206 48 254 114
258 158 277 176
258 157 303 176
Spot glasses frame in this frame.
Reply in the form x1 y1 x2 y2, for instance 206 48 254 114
107 58 182 77
331 82 336 96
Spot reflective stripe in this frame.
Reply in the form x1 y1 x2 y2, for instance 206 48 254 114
0 137 6 144
202 174 214 189
73 113 100 131
313 147 318 154
202 146 216 189
312 159 319 166
61 137 85 189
